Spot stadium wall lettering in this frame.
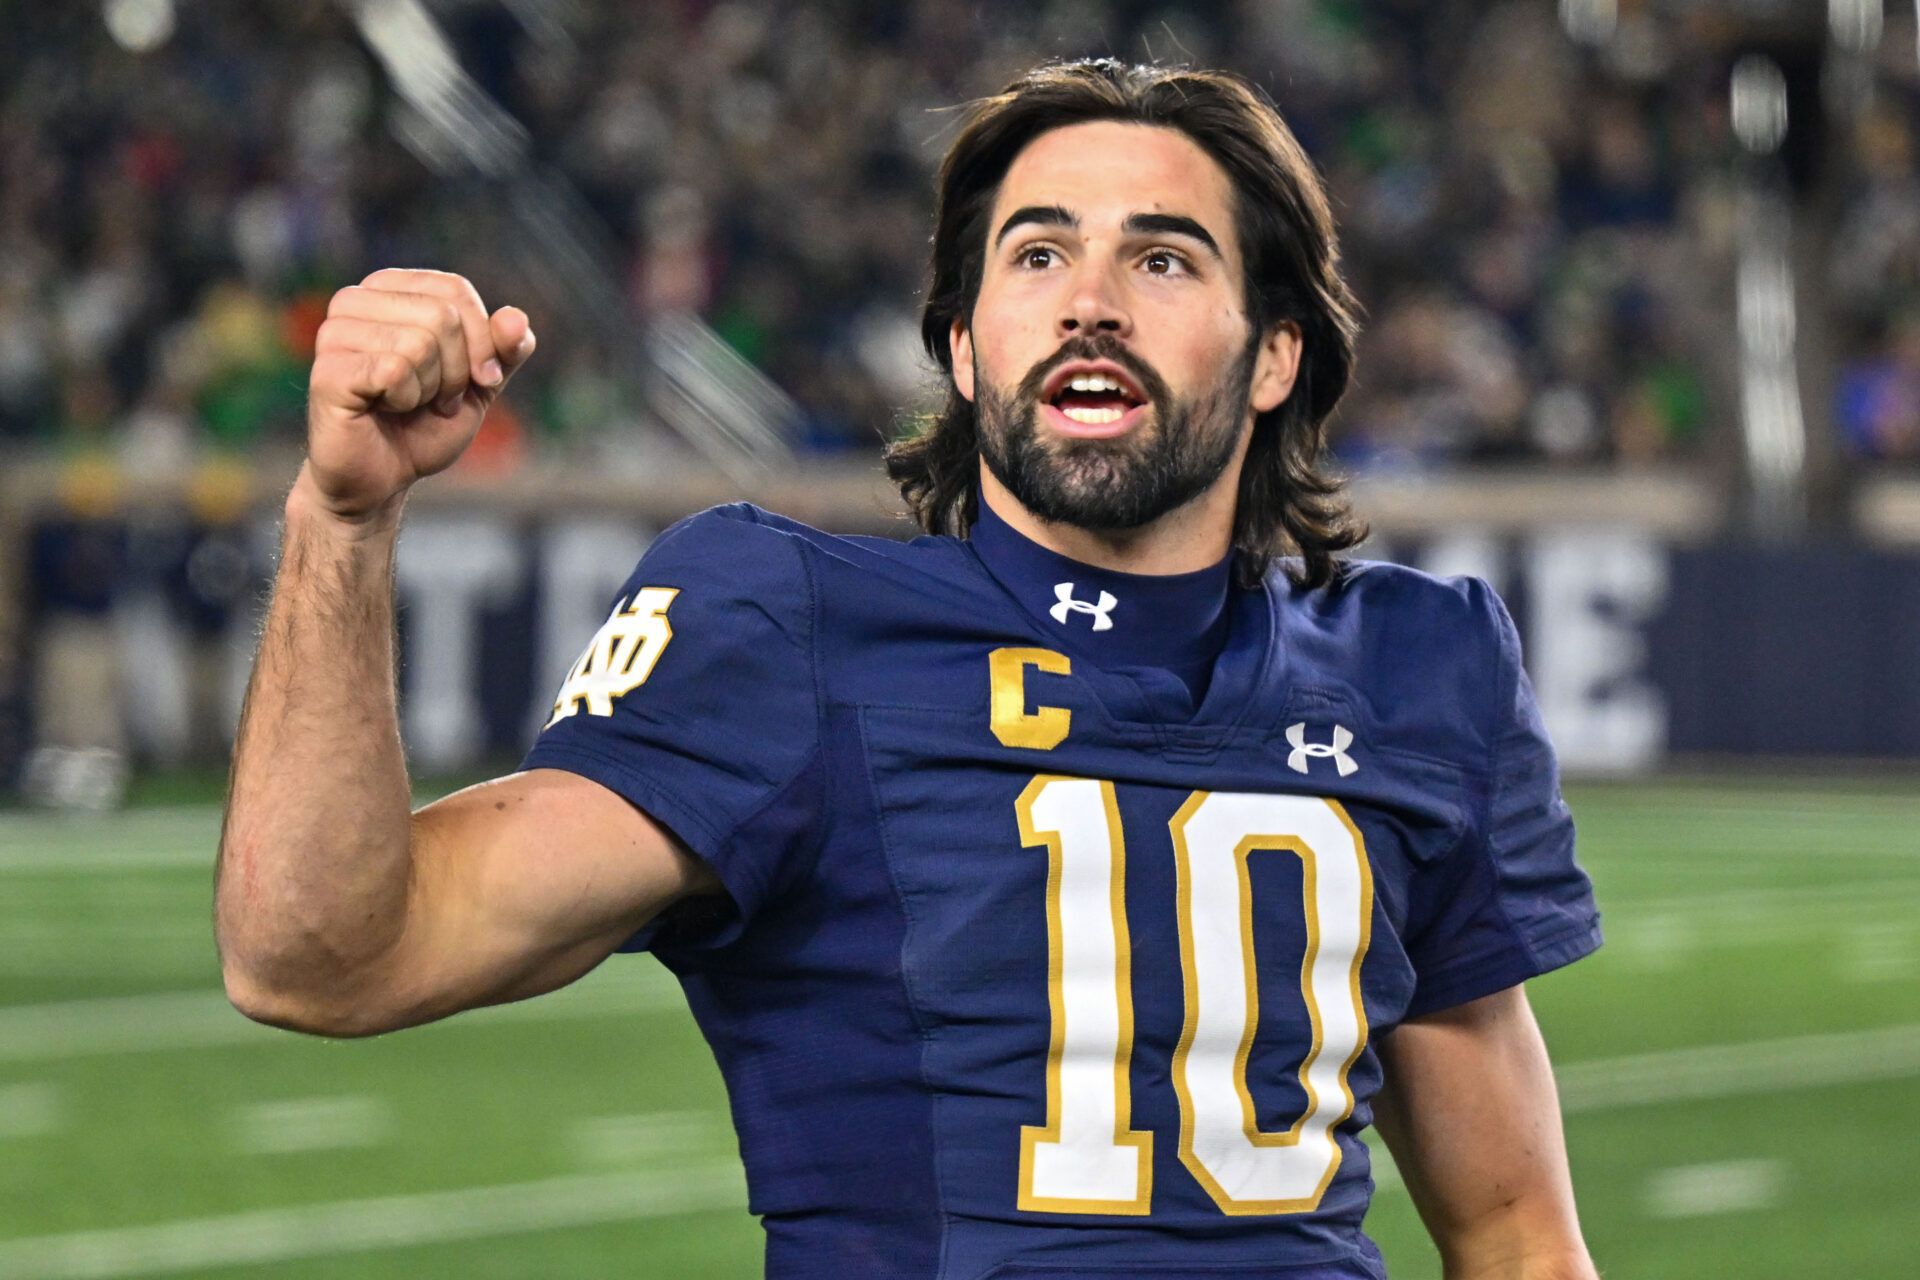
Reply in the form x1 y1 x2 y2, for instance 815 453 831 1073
7 515 1920 785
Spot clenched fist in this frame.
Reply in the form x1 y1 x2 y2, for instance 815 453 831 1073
296 268 537 525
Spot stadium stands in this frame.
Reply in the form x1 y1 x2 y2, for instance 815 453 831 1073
1 1 1913 466
3 2 1919 799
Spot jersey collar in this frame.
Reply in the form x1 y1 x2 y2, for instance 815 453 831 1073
966 495 1237 706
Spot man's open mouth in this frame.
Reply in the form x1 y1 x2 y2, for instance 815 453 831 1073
1047 371 1147 427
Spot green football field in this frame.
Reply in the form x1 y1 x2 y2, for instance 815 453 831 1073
1 776 1916 1278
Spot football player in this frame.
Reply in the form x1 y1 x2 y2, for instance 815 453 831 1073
218 60 1601 1280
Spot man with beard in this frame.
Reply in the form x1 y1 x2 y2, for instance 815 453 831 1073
218 60 1601 1280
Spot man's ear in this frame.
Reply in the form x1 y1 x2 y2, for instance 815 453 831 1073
950 318 976 404
1250 320 1303 415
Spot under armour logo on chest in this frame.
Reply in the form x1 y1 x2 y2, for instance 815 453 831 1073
1049 582 1117 631
1286 722 1359 777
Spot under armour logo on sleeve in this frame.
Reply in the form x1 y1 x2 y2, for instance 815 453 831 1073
1049 582 1118 631
1286 722 1359 776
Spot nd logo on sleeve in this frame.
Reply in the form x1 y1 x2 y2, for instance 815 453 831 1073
547 588 679 725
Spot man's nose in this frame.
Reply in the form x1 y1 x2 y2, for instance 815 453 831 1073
1058 264 1132 338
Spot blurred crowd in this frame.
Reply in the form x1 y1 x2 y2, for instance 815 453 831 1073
5 0 1920 801
2 0 1917 475
1832 89 1920 463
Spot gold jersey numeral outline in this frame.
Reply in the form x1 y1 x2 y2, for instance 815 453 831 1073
1015 778 1373 1217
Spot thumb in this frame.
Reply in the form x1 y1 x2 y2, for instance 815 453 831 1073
483 306 537 389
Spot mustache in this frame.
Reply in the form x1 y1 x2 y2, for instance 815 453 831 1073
1014 335 1170 409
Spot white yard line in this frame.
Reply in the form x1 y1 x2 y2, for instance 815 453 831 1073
1609 877 1920 919
1839 921 1919 983
1601 881 1920 958
0 1165 747 1280
1591 839 1919 862
1558 1023 1920 1113
0 847 216 874
0 810 223 872
1574 786 1920 817
1643 1159 1785 1219
568 1110 732 1170
0 977 685 1063
0 1020 1914 1274
0 1083 64 1140
234 1096 393 1156
10 966 1920 1108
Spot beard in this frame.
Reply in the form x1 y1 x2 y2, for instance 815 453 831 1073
975 332 1258 533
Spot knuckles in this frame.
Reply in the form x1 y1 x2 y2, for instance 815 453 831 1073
307 348 356 390
314 315 441 375
328 281 476 343
314 270 497 410
350 269 487 328
398 327 439 366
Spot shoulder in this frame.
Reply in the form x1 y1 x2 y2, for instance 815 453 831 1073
1268 557 1516 746
640 501 814 572
601 505 821 665
1278 557 1510 650
653 502 968 576
652 502 991 615
627 503 990 633
625 503 827 605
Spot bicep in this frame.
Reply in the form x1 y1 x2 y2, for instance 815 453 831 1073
1373 985 1587 1271
381 768 719 1027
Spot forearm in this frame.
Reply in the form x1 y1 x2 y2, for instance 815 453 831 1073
215 472 415 1027
1439 1211 1596 1280
1428 1109 1593 1280
1376 989 1596 1280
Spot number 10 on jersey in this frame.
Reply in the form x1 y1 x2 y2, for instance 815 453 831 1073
1015 776 1373 1216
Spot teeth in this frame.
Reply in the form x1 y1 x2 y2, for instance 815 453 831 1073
1060 405 1125 425
1066 373 1125 394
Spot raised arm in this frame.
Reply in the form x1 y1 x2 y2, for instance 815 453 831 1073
1371 985 1597 1280
215 269 714 1038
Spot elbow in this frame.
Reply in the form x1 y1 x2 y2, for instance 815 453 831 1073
220 960 406 1039
214 896 419 1038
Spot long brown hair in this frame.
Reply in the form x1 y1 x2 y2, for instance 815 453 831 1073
884 58 1365 589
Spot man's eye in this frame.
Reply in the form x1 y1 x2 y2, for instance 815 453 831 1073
1018 246 1055 269
1143 250 1189 276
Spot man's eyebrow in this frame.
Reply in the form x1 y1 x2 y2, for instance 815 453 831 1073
1123 212 1223 262
992 206 1225 264
994 205 1078 250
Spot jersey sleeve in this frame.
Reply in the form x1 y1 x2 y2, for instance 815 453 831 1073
519 504 823 949
1399 581 1602 1020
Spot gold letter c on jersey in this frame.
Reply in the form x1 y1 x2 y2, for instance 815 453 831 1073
990 647 1071 750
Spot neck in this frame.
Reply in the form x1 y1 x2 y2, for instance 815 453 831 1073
976 460 1240 576
965 493 1238 704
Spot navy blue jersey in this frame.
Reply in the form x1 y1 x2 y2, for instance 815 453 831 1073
523 503 1600 1280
